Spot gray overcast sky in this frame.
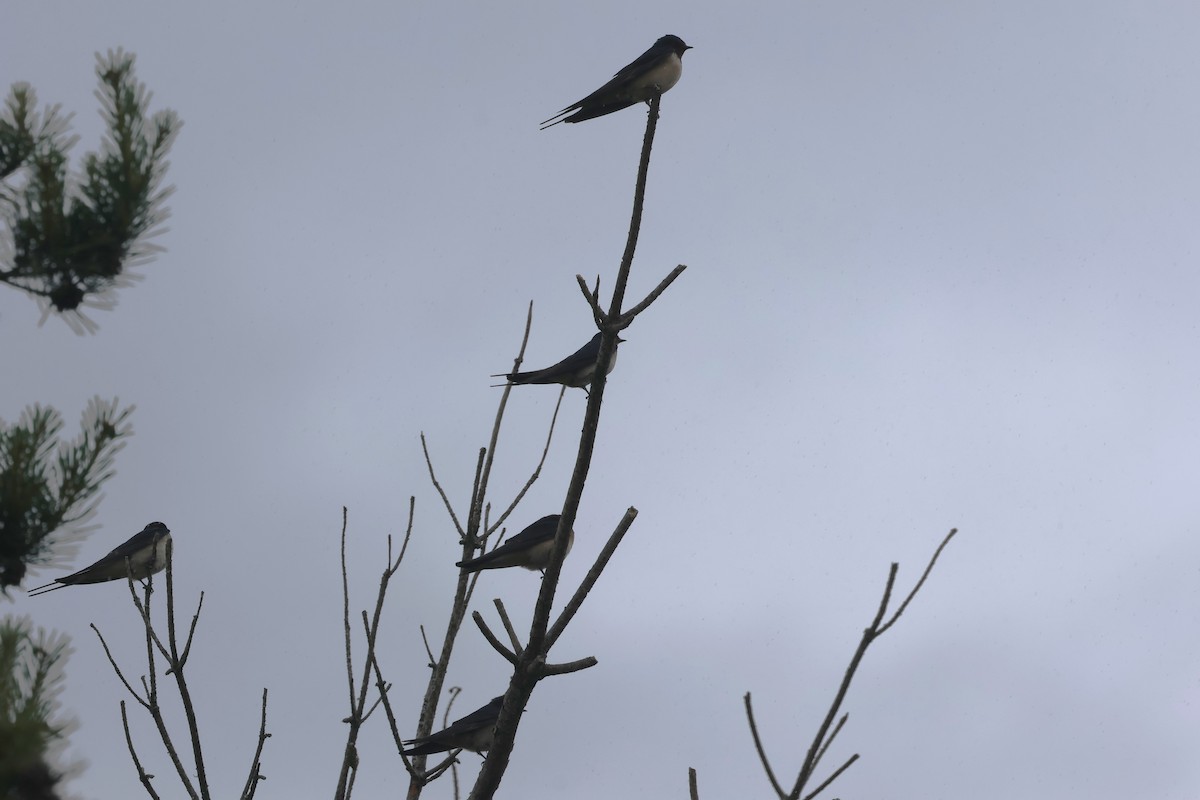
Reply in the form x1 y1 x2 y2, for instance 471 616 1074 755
4 1 1200 798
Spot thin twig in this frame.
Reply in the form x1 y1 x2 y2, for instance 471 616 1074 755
487 385 565 537
421 433 466 538
177 593 205 669
877 528 958 635
493 598 524 656
811 713 848 775
367 649 406 756
471 612 518 664
121 700 160 799
356 618 387 723
616 264 689 325
474 308 534 526
125 573 172 662
744 693 787 798
239 688 270 800
419 625 436 668
802 753 860 800
336 503 417 800
339 507 364 717
537 656 598 676
575 275 606 325
90 625 149 708
790 566 897 797
119 559 199 799
545 509 637 650
606 96 662 317
734 529 959 800
162 541 211 800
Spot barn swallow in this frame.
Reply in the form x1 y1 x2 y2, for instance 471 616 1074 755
27 522 172 596
457 514 574 573
402 696 504 756
495 332 623 390
541 34 692 128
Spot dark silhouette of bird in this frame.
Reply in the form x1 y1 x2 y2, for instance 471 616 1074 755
402 696 504 756
28 522 172 596
542 35 692 128
496 332 623 390
457 514 573 573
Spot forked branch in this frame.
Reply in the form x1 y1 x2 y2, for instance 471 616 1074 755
696 528 958 800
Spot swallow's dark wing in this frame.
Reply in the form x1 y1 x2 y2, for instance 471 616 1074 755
609 38 674 84
28 549 135 596
564 40 668 110
402 696 503 754
505 334 602 384
496 515 559 552
457 515 561 571
100 522 169 561
443 696 504 734
540 40 671 128
541 79 640 127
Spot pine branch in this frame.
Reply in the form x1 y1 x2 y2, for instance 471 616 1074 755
0 48 181 330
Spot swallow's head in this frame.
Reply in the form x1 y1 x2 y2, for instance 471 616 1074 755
660 35 692 55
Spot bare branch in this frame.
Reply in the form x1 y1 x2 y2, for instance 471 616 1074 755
421 433 466 537
537 656 597 676
121 700 160 799
238 688 270 800
471 611 518 665
802 753 860 800
734 530 958 800
616 264 688 326
493 598 524 656
496 302 535 380
176 592 205 669
811 713 848 775
336 503 417 800
877 528 958 635
90 624 148 708
546 509 637 650
161 542 211 799
367 649 406 757
688 767 699 800
406 305 561 795
789 565 897 798
387 499 418 574
98 560 201 799
358 613 387 723
744 693 787 798
419 625 436 668
124 572 172 662
487 386 565 536
341 506 356 709
575 274 606 325
474 309 534 526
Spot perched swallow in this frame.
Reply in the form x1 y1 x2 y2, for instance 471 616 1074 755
402 696 504 756
541 34 692 129
495 332 624 390
457 514 574 573
27 522 172 597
